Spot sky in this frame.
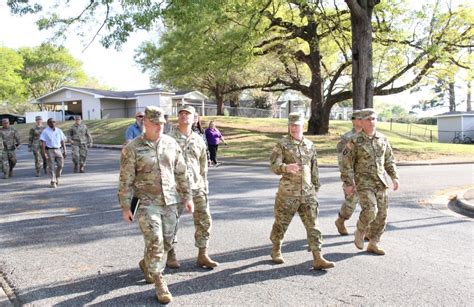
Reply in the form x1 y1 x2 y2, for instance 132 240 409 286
0 2 153 91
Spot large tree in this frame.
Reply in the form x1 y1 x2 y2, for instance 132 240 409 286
18 43 87 100
8 0 473 134
0 46 27 107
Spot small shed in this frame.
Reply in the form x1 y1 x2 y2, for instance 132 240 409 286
436 111 474 143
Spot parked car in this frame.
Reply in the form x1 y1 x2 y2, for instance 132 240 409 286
58 110 82 120
0 114 26 124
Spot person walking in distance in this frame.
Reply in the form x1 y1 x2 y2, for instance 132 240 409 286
40 118 67 188
205 120 227 167
29 116 47 177
124 111 144 143
169 105 219 269
118 106 193 304
335 110 363 235
1 118 20 178
269 112 334 270
68 115 93 173
0 133 8 179
340 108 400 255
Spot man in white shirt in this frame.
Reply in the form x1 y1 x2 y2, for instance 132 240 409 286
40 118 67 188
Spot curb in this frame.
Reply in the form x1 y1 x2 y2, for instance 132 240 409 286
0 273 15 307
448 189 474 218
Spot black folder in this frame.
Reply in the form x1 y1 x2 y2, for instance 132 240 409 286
131 197 140 218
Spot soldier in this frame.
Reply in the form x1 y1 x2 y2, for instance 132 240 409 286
335 110 363 235
269 112 335 270
168 105 219 269
118 106 193 304
68 115 92 173
40 118 67 188
340 108 400 255
29 116 47 177
0 133 8 179
1 118 20 178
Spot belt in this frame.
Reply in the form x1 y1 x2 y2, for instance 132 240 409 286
45 147 60 150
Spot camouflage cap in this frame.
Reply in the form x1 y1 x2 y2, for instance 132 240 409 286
144 106 166 124
351 110 362 120
178 105 196 114
360 108 377 119
1 118 9 123
288 112 304 125
74 115 82 120
35 116 42 121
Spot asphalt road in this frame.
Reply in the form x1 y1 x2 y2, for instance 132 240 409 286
0 147 473 306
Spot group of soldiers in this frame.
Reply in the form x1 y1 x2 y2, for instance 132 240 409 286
117 105 399 304
0 115 92 187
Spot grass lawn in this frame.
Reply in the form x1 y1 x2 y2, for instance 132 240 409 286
13 116 473 165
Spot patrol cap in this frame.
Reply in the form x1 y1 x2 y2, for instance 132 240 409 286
1 118 9 123
178 105 196 115
144 106 166 124
74 115 82 120
35 116 42 121
360 108 377 119
351 110 362 120
288 112 304 125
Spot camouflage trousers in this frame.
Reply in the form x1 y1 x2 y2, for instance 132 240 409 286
175 191 212 248
45 148 64 183
356 187 388 242
5 149 16 170
270 194 323 252
71 143 88 167
338 187 359 220
0 151 8 174
32 147 46 172
137 204 178 275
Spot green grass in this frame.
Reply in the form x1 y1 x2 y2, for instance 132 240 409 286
13 116 473 165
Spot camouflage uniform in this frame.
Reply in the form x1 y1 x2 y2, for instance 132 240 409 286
171 128 211 248
0 125 20 175
0 134 8 177
336 128 359 219
118 131 191 276
68 122 92 171
340 130 398 242
269 135 323 252
29 124 46 174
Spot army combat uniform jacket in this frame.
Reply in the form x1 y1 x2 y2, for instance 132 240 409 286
29 126 45 150
171 130 208 194
118 134 191 210
1 127 20 151
270 135 320 197
68 123 92 145
340 131 398 191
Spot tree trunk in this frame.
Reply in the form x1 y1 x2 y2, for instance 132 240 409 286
215 89 225 115
307 97 331 135
467 79 472 112
449 82 456 112
347 0 379 110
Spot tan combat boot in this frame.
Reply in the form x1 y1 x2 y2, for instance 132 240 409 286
354 228 365 250
138 259 154 284
8 167 13 178
335 217 349 235
166 248 180 269
367 240 386 255
197 247 219 268
3 172 8 179
312 251 335 270
79 165 85 173
73 164 78 173
154 273 172 304
271 243 284 264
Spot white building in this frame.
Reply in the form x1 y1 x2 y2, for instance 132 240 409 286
436 111 474 143
27 86 207 122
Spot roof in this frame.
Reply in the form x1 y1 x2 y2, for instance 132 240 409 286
436 111 474 118
35 86 175 102
171 90 208 100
